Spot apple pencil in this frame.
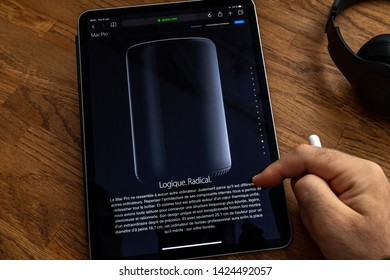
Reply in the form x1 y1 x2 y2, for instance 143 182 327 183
308 134 322 147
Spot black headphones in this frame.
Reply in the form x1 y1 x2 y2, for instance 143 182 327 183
325 0 390 116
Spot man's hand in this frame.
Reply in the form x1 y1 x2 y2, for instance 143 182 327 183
252 144 390 259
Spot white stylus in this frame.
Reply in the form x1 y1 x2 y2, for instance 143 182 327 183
308 134 322 147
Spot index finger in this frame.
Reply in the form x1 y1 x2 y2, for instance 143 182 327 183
252 144 364 194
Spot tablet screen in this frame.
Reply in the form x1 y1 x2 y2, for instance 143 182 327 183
77 0 290 259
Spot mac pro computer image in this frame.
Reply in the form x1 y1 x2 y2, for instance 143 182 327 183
127 38 231 184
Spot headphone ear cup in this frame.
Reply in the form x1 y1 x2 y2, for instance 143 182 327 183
356 73 390 115
357 34 390 64
356 35 390 115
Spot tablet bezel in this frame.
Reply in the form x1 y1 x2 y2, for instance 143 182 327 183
77 0 291 260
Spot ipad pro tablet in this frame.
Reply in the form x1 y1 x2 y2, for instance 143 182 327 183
77 0 291 259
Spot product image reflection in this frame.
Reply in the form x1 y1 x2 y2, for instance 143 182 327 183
126 38 231 184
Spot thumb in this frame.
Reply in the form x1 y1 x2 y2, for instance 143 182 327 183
292 174 351 234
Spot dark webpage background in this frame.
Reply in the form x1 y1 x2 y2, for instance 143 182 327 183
80 2 289 259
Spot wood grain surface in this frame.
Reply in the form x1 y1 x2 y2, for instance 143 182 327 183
0 0 389 259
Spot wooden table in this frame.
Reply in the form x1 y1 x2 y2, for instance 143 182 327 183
0 0 389 259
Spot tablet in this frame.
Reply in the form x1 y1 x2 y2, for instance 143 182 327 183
77 0 291 259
